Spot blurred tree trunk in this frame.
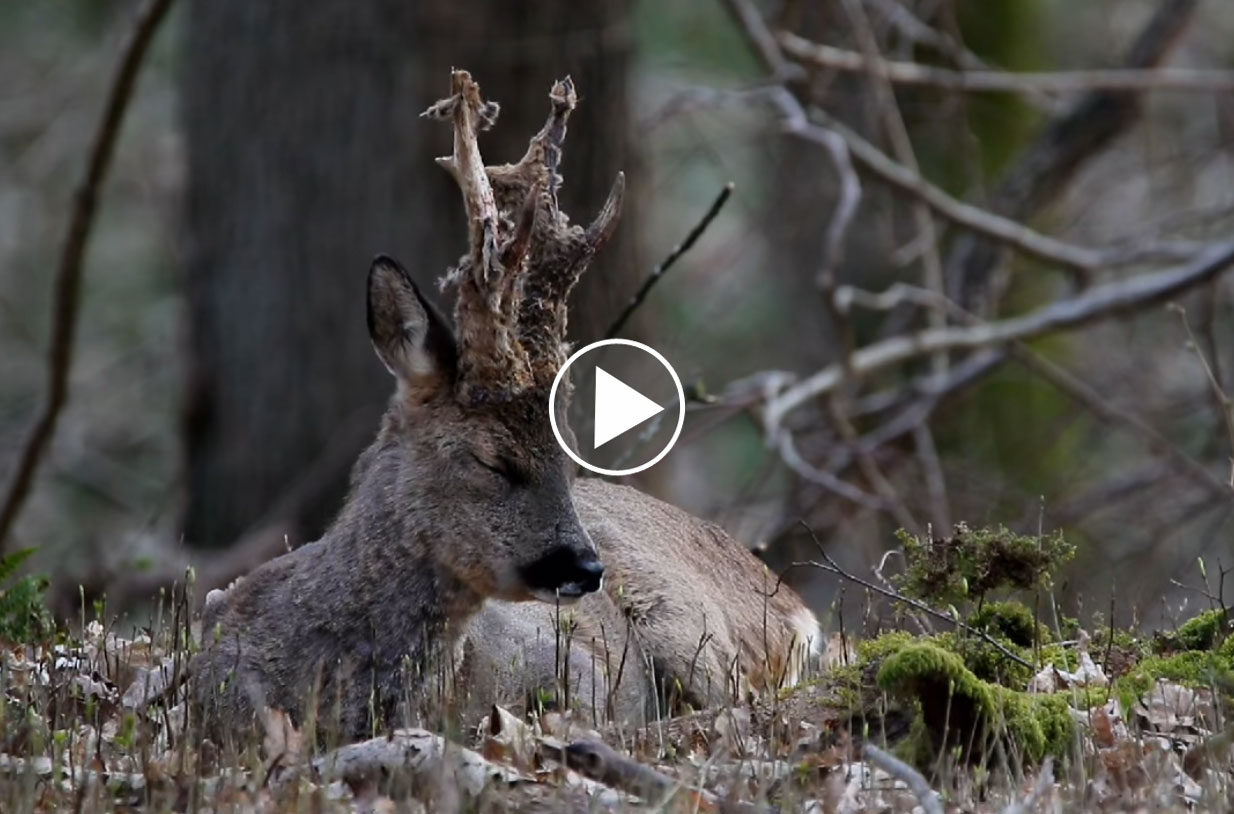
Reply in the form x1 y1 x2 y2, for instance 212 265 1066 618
182 0 632 548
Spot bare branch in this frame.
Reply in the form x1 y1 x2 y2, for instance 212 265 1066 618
946 0 1201 309
839 0 948 379
765 241 1234 432
837 281 1231 500
0 0 176 553
779 31 1234 95
717 0 801 80
863 743 944 814
1010 346 1231 500
1171 304 1234 488
800 107 1104 274
605 183 733 340
826 396 920 533
865 0 1061 111
777 433 888 513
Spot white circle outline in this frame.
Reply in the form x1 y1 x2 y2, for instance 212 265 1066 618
549 339 685 477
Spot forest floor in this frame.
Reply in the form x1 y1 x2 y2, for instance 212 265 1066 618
1 527 1232 812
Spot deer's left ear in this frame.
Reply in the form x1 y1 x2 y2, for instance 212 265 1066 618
367 255 458 400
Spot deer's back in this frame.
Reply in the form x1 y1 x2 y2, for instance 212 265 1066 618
575 478 818 701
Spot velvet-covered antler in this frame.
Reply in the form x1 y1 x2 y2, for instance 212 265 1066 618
423 70 624 402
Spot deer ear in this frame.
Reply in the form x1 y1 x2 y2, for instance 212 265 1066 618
367 255 457 399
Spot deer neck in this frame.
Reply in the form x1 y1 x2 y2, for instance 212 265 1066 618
321 438 484 674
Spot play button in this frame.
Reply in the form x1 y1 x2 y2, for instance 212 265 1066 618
549 338 685 476
593 367 664 448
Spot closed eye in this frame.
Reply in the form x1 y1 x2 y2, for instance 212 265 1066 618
469 452 525 485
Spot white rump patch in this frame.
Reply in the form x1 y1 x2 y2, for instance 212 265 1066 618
784 606 824 687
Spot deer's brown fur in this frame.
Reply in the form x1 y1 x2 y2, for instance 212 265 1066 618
456 480 820 727
191 71 818 743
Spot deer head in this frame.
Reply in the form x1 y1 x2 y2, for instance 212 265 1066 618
363 70 624 605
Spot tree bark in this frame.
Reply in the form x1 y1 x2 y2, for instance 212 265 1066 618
182 0 633 548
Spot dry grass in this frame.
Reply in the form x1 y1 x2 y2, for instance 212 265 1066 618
1 583 1230 813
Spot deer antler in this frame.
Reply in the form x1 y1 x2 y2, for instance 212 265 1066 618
424 70 624 402
491 78 625 385
423 70 532 401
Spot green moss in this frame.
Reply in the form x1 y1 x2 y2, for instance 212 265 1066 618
1175 609 1230 651
895 524 1074 607
936 631 1034 690
1030 692 1077 761
877 644 993 707
857 631 917 664
1092 626 1142 652
1115 649 1234 711
877 643 1075 767
970 601 1047 648
877 643 995 762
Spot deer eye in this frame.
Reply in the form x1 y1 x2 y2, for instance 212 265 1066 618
469 452 521 484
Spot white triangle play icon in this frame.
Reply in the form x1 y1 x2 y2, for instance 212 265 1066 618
593 366 665 449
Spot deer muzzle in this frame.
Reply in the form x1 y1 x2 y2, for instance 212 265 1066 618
519 544 605 603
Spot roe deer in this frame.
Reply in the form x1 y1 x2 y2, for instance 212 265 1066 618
192 70 819 742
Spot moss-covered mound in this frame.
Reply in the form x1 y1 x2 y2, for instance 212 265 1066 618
875 643 1075 766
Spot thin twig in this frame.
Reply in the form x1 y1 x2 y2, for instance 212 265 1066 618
840 0 949 382
793 524 1033 669
764 240 1234 432
866 0 1046 90
787 115 862 288
1171 303 1234 489
1010 347 1231 499
913 423 951 532
0 0 177 553
862 743 944 814
655 83 1197 281
718 0 801 80
779 31 1234 94
826 396 920 533
604 183 733 340
777 433 888 512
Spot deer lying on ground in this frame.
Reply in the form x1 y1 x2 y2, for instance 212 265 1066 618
192 70 820 742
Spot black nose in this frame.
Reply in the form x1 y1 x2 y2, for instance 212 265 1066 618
519 546 605 597
574 557 605 593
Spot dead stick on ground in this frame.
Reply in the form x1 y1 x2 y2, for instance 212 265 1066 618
604 183 734 340
863 743 944 814
0 0 177 553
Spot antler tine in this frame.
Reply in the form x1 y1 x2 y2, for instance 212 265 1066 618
516 170 626 383
481 78 626 385
423 70 532 401
423 69 501 290
585 171 626 257
487 77 577 215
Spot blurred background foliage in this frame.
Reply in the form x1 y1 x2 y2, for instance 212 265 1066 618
1 0 1232 629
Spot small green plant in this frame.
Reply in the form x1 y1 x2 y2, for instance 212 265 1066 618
895 522 1074 608
0 547 55 643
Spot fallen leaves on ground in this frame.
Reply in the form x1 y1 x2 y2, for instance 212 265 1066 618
1 624 1231 812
